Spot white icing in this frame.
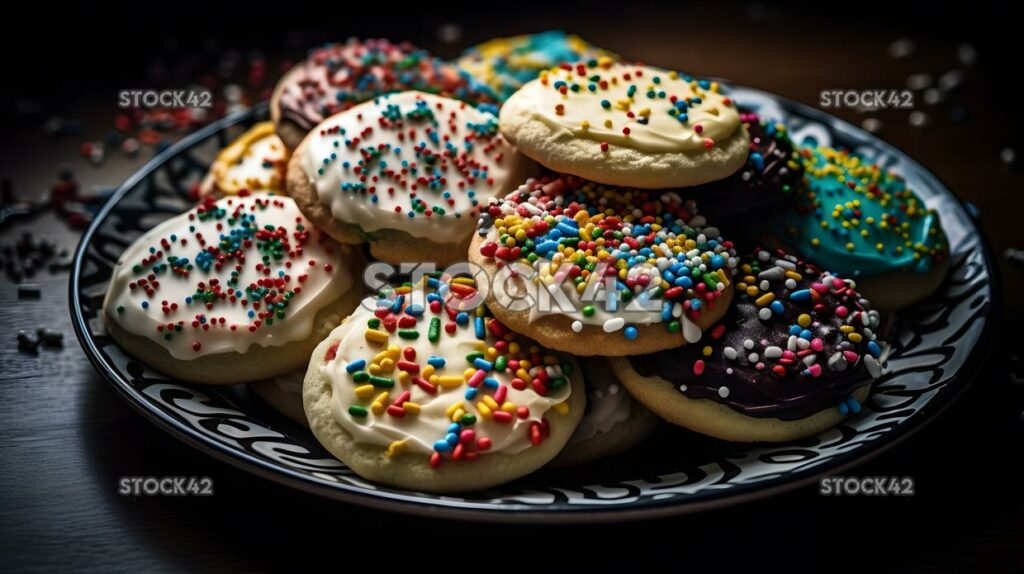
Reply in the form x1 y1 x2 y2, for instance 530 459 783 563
106 193 352 359
517 62 741 153
301 91 527 244
322 289 572 456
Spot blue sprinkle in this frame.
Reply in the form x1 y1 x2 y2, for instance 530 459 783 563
770 301 785 315
790 289 812 301
473 358 494 371
455 312 469 325
433 440 453 453
141 301 149 309
846 396 862 414
406 304 424 317
447 422 461 434
346 359 366 373
391 295 404 314
427 356 446 368
749 152 765 172
474 316 486 339
800 329 813 340
483 377 499 389
464 388 478 400
867 341 881 358
789 325 802 336
624 326 639 340
445 432 459 446
837 401 849 415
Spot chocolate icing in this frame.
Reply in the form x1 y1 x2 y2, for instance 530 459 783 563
629 249 883 421
688 113 801 224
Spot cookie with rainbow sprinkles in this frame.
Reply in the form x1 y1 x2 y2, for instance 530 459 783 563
287 91 535 266
469 174 737 356
769 145 949 310
200 122 290 198
499 61 750 188
272 38 497 149
612 249 883 443
303 275 585 492
457 30 617 102
102 192 365 384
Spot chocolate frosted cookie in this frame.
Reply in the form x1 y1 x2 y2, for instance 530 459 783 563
688 112 801 227
611 249 883 442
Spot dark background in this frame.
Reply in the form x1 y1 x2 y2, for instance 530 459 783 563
2 1 1023 571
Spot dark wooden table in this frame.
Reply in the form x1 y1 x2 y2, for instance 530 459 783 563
3 4 1023 571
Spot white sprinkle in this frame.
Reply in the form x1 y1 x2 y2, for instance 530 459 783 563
758 250 771 261
864 355 883 378
758 308 773 321
726 368 734 375
602 317 625 333
679 384 688 392
743 339 755 350
785 278 797 290
718 386 730 398
723 347 738 360
748 353 759 363
764 346 783 359
572 320 583 333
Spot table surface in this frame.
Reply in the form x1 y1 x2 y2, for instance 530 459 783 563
3 4 1024 571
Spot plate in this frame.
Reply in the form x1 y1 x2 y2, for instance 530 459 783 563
70 91 999 522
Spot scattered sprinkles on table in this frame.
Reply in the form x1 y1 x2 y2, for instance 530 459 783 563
777 145 948 277
515 60 742 154
301 91 524 242
207 122 289 196
630 249 883 420
277 38 497 131
476 174 737 343
320 276 575 469
457 30 617 102
106 192 351 359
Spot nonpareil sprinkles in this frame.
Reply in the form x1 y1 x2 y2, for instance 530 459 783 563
477 174 737 341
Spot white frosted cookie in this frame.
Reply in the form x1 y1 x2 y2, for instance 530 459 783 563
499 61 749 188
102 193 364 384
552 358 657 466
200 122 290 198
303 276 584 492
287 91 534 266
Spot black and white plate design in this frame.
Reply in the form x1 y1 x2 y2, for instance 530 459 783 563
71 91 998 522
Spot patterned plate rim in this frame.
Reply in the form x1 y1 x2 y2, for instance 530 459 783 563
69 93 1002 523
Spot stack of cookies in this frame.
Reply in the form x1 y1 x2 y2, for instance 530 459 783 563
101 34 951 493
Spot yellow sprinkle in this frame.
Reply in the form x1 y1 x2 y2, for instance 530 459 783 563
477 402 493 418
755 293 775 306
403 402 420 415
848 333 863 343
553 401 570 415
501 402 517 413
580 120 590 130
378 357 395 373
387 345 400 359
604 119 613 128
364 329 389 344
371 402 385 415
702 346 713 356
785 271 803 281
386 439 408 458
840 325 855 334
482 395 499 410
421 365 435 379
438 375 463 389
451 407 465 422
797 314 811 328
446 401 464 418
354 384 375 400
845 242 856 251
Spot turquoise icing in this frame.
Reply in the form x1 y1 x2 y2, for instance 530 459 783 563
774 146 947 278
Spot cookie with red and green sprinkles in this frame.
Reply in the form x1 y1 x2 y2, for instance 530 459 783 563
468 174 737 356
611 249 883 443
303 275 584 492
272 38 497 149
102 192 365 384
499 60 750 188
769 145 949 310
288 90 535 266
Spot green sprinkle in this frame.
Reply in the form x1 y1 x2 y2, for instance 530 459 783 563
461 413 477 426
466 352 484 363
667 320 681 333
348 405 368 417
352 371 370 383
428 317 440 342
549 377 567 390
494 356 508 372
582 305 595 317
369 376 395 388
398 329 419 340
367 317 381 328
